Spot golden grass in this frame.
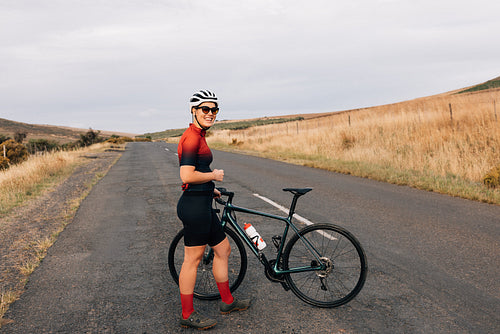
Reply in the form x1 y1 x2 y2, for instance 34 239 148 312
0 151 78 214
0 143 115 215
18 237 54 277
207 89 500 203
0 290 17 325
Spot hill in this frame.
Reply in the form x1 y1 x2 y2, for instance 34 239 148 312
457 76 500 94
146 76 499 140
0 118 138 143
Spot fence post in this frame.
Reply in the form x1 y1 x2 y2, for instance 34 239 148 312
495 100 498 122
3 144 5 158
348 114 351 126
449 103 453 123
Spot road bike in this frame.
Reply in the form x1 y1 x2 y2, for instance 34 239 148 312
168 188 367 308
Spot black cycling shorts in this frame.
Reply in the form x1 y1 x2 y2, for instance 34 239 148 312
176 191 226 247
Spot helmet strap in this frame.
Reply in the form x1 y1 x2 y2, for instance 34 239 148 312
193 111 211 131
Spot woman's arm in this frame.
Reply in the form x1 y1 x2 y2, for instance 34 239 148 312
180 165 224 184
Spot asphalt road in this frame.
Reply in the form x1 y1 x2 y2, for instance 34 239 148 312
2 142 499 333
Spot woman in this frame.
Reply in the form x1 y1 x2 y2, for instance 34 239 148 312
177 90 251 330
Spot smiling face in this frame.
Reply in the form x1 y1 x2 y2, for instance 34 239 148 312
192 102 218 129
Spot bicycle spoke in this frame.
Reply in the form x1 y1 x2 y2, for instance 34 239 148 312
284 224 367 307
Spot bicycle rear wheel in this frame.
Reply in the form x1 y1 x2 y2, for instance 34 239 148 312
168 227 247 300
283 223 367 308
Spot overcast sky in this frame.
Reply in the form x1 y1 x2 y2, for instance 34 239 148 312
1 0 499 134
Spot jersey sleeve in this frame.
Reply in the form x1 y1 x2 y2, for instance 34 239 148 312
179 134 199 167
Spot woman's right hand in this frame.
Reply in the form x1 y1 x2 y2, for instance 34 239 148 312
212 169 224 182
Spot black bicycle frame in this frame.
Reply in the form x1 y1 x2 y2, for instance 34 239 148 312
217 198 326 275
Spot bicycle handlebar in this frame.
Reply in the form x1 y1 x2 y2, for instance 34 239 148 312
215 187 234 205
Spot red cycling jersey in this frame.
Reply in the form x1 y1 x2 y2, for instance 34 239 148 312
177 123 214 192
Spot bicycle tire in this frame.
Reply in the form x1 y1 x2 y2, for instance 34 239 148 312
283 223 367 308
168 226 247 300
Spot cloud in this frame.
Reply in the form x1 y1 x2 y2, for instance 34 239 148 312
1 0 499 133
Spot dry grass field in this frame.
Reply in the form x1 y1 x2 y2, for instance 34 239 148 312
0 151 78 215
0 143 118 215
206 88 500 203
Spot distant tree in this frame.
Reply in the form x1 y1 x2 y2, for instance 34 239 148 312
77 129 104 147
14 131 27 143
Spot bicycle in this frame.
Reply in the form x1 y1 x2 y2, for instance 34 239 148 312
168 187 367 308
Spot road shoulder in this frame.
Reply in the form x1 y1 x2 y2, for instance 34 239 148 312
0 150 121 327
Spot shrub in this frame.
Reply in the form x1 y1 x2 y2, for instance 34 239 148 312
0 134 11 143
106 136 135 144
77 129 104 147
230 138 244 146
106 137 124 144
341 132 356 150
0 156 9 170
61 141 78 151
14 131 27 143
2 139 29 165
134 137 152 142
121 137 134 142
483 165 500 188
26 139 60 154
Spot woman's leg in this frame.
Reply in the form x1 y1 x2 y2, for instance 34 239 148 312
179 245 206 319
211 237 234 304
211 237 231 281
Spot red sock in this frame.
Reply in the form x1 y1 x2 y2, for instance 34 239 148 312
180 293 194 319
216 281 234 305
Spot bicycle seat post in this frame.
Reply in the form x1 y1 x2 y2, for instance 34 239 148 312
283 188 313 219
288 194 300 218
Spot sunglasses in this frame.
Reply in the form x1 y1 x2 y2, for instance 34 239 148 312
195 106 219 115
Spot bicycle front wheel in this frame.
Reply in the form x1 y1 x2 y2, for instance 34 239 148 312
283 223 367 308
168 227 247 300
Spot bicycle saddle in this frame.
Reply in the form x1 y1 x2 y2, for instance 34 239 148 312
283 188 313 195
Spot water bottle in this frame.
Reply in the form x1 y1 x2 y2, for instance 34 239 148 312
244 223 266 250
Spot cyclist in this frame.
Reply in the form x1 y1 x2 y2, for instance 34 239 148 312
176 90 251 330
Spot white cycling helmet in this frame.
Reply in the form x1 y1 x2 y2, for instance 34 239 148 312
189 89 218 108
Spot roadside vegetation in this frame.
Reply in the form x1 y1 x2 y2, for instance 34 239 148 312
0 129 152 214
0 149 79 215
203 88 500 204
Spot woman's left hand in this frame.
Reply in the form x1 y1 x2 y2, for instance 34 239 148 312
213 188 221 198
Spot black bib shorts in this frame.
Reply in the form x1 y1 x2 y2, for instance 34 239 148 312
177 191 226 247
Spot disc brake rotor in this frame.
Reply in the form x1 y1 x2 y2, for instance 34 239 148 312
316 257 333 278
